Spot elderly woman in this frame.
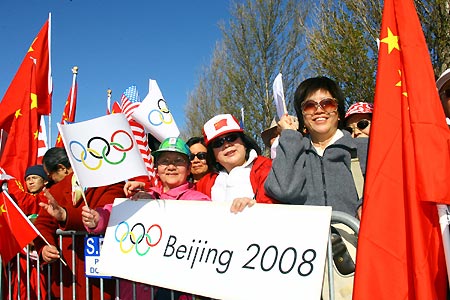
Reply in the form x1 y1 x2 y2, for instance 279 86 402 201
264 76 367 217
344 102 374 138
82 137 209 300
196 114 277 211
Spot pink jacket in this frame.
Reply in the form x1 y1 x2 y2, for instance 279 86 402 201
84 182 210 300
85 182 210 234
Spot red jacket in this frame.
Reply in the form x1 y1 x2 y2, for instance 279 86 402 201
6 179 45 216
196 156 278 204
33 174 125 300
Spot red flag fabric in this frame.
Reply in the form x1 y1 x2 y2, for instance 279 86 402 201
55 71 78 148
111 101 122 114
0 17 52 131
353 0 450 299
0 189 39 263
0 63 39 180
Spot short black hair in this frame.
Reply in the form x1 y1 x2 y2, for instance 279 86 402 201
43 147 71 174
293 76 346 131
186 136 205 147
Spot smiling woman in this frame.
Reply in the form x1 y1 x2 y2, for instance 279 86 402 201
195 114 278 211
264 76 368 218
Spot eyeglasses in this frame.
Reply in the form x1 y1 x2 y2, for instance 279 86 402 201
189 152 207 161
211 133 240 149
301 98 338 115
344 119 371 133
157 157 187 167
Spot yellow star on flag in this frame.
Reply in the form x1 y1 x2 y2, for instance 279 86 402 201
380 27 400 54
14 109 22 119
31 93 38 109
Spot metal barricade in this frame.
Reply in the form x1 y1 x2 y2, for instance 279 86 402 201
1 230 208 300
326 211 360 300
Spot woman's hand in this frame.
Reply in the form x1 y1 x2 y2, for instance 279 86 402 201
41 245 60 263
124 181 145 197
230 197 256 214
81 205 100 229
39 188 67 222
278 115 298 131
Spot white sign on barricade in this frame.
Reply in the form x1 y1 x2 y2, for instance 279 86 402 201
99 199 332 300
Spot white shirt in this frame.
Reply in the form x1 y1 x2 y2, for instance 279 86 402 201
211 149 258 202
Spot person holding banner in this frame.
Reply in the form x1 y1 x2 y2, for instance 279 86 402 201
84 137 209 300
264 76 367 217
33 147 126 300
196 114 277 211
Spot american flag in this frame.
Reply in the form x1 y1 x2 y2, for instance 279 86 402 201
120 86 158 186
121 85 141 119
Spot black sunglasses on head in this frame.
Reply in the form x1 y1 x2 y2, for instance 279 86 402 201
189 152 207 161
211 133 240 149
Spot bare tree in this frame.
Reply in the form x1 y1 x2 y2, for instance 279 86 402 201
184 0 312 146
306 0 450 107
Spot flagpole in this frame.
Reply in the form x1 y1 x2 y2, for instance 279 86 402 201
107 89 112 115
1 183 67 266
48 12 52 147
437 204 450 285
68 66 78 119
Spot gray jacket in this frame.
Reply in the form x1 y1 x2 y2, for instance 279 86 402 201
264 129 368 216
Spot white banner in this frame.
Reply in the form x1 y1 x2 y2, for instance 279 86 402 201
99 199 332 300
58 113 148 188
132 79 180 142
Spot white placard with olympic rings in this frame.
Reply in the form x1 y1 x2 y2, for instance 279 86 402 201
57 113 148 188
98 199 332 300
132 79 180 142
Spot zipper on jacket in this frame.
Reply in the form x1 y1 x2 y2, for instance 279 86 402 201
320 156 328 206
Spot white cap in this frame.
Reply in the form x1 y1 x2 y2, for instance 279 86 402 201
202 114 243 145
436 68 450 92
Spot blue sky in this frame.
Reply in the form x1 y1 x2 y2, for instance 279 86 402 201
0 1 232 144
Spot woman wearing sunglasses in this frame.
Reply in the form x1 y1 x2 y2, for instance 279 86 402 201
264 76 368 218
344 102 374 138
186 136 211 183
196 114 277 211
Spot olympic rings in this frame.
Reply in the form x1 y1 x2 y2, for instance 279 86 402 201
114 221 163 256
68 130 134 170
147 99 174 126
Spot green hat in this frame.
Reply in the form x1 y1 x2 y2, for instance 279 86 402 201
152 137 191 159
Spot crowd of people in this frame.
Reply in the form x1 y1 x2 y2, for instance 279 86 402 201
2 71 449 299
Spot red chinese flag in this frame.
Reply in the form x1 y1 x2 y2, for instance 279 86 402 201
0 17 52 131
0 63 39 180
55 76 77 148
0 190 39 263
353 0 450 299
111 101 122 114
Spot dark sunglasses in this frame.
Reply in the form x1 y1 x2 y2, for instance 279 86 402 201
189 152 207 161
211 133 240 149
344 119 371 133
440 88 450 98
301 98 338 115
